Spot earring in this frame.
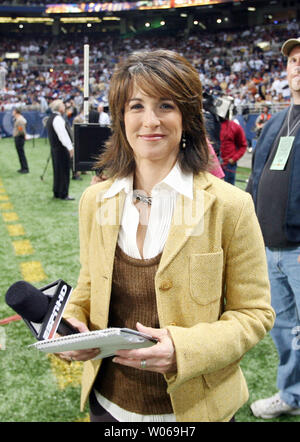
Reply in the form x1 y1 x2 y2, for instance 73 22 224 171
182 133 186 149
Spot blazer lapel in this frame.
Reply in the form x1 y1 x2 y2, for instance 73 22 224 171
99 191 126 275
158 172 216 274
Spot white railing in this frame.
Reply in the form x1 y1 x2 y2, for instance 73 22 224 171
236 103 290 115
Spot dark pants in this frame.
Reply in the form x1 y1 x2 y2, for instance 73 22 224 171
223 162 237 185
51 146 70 199
14 135 29 171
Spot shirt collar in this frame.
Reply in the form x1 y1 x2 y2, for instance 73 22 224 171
158 161 193 199
103 162 193 200
103 174 133 199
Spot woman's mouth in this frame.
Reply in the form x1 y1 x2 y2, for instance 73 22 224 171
139 134 165 141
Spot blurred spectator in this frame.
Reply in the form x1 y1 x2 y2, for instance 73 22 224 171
203 91 221 158
46 99 74 200
255 105 272 137
12 108 29 174
97 102 110 126
220 113 248 185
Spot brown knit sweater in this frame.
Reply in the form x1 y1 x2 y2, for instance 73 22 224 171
94 245 173 415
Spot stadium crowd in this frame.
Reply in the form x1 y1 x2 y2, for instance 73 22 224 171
0 0 118 3
0 19 298 116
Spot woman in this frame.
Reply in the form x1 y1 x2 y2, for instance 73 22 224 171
60 50 274 422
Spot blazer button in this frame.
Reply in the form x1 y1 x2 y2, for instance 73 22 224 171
160 280 173 291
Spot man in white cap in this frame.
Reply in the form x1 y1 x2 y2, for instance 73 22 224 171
247 37 300 419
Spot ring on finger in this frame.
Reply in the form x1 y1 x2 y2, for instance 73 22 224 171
140 359 147 369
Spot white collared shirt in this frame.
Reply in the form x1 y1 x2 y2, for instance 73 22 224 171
103 161 193 259
96 162 193 422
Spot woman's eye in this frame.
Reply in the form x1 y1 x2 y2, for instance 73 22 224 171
161 102 175 110
130 103 143 110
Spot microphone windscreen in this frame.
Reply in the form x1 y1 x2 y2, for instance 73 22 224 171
5 281 50 323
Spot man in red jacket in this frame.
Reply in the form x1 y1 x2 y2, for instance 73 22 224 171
220 117 248 185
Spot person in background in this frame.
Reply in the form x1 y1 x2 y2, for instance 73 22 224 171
65 99 78 126
12 108 29 174
97 102 110 126
46 99 74 200
247 37 300 419
57 50 274 422
88 102 99 123
203 91 221 159
220 112 248 185
255 105 272 138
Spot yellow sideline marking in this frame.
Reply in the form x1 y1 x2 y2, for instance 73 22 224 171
75 414 90 422
6 224 26 236
0 175 85 419
0 202 14 211
12 239 34 255
20 261 47 282
2 212 19 222
46 355 89 421
47 354 83 390
0 178 47 283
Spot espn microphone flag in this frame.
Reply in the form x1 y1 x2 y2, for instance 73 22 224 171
5 279 77 340
39 280 74 340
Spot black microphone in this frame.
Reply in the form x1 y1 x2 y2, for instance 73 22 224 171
5 280 79 340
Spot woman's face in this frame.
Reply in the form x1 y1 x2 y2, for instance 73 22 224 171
124 85 183 166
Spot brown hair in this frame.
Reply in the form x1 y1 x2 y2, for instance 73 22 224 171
95 49 209 178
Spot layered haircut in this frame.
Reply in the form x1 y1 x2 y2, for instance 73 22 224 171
95 49 209 177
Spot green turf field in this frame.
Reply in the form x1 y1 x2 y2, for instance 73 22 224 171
0 137 298 422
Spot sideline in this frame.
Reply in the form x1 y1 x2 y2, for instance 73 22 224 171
0 176 47 282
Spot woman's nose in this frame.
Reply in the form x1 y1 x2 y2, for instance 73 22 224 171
143 109 160 127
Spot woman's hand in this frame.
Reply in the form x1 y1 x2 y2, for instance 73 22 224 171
55 317 100 362
112 322 177 374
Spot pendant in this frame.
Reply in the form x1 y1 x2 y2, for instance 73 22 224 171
133 191 152 206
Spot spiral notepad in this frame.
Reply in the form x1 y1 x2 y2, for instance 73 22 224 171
28 328 156 360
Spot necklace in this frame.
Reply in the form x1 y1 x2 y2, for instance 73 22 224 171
287 104 300 136
133 190 152 206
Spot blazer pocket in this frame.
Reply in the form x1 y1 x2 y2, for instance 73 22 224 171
189 251 223 305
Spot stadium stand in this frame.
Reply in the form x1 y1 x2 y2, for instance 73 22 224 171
0 26 294 108
0 3 299 142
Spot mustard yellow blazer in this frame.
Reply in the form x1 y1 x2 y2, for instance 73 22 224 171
64 171 275 422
